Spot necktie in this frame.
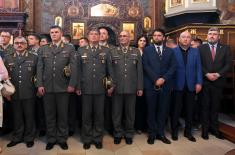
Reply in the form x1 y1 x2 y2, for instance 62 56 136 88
157 46 162 59
211 45 215 61
92 46 96 52
123 47 127 53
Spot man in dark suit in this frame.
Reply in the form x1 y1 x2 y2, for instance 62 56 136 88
199 27 232 140
142 28 176 145
171 31 202 142
37 26 77 150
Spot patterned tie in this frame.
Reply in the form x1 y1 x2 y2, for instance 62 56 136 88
211 45 215 61
92 46 96 52
123 47 128 53
157 46 162 59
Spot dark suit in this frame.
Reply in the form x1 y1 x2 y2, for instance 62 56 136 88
199 43 232 135
171 46 202 136
4 51 37 142
111 46 143 139
142 44 176 138
37 42 77 143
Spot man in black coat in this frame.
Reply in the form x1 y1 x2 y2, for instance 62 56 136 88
198 27 232 140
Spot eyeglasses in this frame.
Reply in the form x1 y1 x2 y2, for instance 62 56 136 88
14 42 27 45
1 35 10 38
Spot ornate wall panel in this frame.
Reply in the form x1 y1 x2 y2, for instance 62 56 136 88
34 0 160 44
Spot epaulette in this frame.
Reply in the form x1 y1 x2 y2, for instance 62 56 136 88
28 51 38 56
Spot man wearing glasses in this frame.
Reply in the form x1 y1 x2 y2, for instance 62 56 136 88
111 31 143 145
199 27 232 140
4 36 38 148
0 31 14 59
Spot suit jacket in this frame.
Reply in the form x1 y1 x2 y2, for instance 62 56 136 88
4 51 38 100
77 45 114 94
198 43 232 88
173 46 202 92
37 42 77 93
110 46 143 94
142 44 176 92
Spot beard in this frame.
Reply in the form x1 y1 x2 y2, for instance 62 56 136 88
153 40 163 46
208 41 217 45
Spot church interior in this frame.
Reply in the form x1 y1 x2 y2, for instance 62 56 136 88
1 0 235 154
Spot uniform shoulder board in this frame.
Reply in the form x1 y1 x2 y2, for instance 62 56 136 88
28 51 38 56
40 44 49 47
5 52 14 57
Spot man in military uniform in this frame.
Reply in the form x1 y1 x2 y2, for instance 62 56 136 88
111 31 143 145
37 25 77 150
0 31 14 58
99 27 116 135
77 28 114 150
4 36 37 148
0 31 14 135
99 27 116 49
27 33 47 137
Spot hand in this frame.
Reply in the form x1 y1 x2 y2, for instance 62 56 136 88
195 84 202 94
67 86 75 93
107 87 114 97
206 73 216 81
76 89 81 96
137 90 143 96
155 78 165 86
38 87 45 96
212 73 220 81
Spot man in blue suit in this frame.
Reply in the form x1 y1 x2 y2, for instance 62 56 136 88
142 28 176 145
171 31 202 142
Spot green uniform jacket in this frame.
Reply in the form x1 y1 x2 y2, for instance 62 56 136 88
4 51 38 100
37 42 77 93
77 45 114 94
110 46 143 94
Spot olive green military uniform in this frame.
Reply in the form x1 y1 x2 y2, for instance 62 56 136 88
4 51 38 142
37 42 77 143
77 45 114 143
28 47 46 136
0 44 14 59
0 44 15 133
111 46 143 139
101 43 116 134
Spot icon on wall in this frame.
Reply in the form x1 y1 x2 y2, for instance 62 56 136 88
144 17 151 31
192 0 209 3
170 0 183 7
72 23 85 39
55 16 63 27
122 23 135 41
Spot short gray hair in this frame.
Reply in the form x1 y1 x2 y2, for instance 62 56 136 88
208 27 219 33
14 36 27 43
